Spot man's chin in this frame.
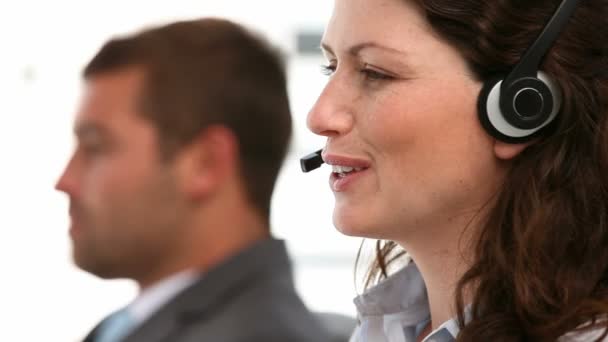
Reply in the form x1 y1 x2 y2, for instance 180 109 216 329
72 251 123 279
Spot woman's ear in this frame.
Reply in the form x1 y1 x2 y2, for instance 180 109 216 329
493 139 537 160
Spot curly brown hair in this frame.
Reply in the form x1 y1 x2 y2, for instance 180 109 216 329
360 0 608 340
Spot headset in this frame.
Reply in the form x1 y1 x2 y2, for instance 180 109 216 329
301 0 580 172
478 0 579 143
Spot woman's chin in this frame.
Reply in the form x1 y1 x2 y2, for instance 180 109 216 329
333 212 374 238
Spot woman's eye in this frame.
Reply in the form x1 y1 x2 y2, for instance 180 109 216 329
361 68 393 81
320 64 336 76
319 63 394 81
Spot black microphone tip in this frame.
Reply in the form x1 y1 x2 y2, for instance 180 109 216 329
300 149 324 173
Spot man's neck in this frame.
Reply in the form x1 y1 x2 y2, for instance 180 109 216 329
134 204 269 290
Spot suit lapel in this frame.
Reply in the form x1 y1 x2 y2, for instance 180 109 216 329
121 238 290 342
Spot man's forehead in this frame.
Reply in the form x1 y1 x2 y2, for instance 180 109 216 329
76 68 146 126
82 66 145 107
85 65 146 88
73 94 116 132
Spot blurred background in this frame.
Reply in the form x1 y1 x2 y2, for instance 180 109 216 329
0 1 369 340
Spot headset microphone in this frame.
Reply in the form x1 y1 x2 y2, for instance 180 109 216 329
301 1 579 173
300 149 324 173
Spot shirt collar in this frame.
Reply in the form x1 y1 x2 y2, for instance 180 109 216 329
127 269 199 326
352 260 461 342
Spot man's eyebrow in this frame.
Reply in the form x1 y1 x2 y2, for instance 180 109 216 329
320 41 409 57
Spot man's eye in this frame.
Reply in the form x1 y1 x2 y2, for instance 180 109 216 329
81 143 105 156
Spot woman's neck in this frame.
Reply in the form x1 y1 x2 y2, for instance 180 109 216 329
397 212 480 332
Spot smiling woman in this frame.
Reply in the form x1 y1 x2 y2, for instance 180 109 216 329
306 0 608 341
309 0 487 241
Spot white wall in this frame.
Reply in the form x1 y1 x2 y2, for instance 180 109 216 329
0 1 367 341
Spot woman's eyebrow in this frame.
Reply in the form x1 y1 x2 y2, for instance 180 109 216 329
321 41 409 57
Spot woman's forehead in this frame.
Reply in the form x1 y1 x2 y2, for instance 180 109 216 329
324 0 432 55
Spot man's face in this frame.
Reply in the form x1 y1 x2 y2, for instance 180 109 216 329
56 67 186 282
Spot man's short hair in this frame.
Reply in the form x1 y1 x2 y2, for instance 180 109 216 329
84 18 292 220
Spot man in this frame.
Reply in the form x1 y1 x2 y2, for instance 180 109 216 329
56 18 330 342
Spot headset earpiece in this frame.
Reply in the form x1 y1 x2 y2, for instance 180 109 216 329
477 0 579 143
500 77 554 129
478 72 561 143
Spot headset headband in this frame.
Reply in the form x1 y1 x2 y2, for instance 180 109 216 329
501 0 580 92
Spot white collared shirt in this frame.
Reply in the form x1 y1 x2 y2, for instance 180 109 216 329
126 270 199 330
349 261 608 342
349 261 458 342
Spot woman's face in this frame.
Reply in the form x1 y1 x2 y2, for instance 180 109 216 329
308 0 510 240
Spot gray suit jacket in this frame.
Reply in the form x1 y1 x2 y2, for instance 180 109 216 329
83 239 331 342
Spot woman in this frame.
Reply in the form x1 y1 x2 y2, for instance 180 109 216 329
306 0 608 340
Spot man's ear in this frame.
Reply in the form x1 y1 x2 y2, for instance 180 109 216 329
174 125 239 200
493 139 537 160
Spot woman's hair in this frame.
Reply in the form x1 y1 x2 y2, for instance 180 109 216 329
361 0 608 340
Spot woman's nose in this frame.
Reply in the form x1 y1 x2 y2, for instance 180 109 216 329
307 78 355 138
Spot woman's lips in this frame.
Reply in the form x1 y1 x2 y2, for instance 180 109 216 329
330 167 370 192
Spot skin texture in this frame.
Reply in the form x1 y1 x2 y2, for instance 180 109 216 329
56 66 267 289
308 0 529 333
57 68 187 284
